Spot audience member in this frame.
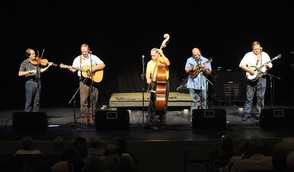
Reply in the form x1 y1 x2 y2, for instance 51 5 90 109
104 139 119 156
48 136 65 155
208 134 237 172
223 139 250 172
287 150 294 172
84 154 105 172
15 136 42 155
51 148 84 172
112 137 139 165
233 135 274 172
73 136 88 160
87 134 104 157
272 137 294 172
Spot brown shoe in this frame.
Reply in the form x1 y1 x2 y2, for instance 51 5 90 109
188 117 192 123
82 117 87 124
88 117 94 124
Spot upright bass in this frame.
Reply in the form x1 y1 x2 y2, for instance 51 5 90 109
155 33 170 111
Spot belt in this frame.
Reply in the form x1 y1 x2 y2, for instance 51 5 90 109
26 76 39 82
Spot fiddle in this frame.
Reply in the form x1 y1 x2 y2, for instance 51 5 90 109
31 57 57 67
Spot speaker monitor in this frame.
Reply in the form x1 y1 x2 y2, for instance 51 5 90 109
259 108 294 128
95 109 130 130
192 109 226 129
12 112 48 132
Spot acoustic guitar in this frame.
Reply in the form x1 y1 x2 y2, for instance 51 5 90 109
246 54 281 82
59 63 104 83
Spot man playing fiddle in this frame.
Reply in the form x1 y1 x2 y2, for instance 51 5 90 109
18 48 53 112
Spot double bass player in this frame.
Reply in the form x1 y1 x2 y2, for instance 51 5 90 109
146 46 170 129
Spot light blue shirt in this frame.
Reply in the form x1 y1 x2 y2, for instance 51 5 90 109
185 56 212 90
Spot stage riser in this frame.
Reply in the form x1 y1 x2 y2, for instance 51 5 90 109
109 92 191 108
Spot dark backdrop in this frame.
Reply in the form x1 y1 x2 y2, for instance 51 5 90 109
1 1 293 110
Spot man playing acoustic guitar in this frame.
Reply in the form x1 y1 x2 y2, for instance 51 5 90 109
239 41 273 121
68 44 105 125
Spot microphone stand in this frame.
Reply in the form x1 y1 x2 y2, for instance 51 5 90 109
199 71 203 109
199 69 213 109
266 73 281 106
141 55 145 126
89 52 94 126
65 78 87 128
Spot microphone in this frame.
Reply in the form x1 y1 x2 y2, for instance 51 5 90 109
260 47 263 51
142 55 145 59
89 51 92 54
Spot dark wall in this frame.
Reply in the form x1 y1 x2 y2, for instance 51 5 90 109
2 1 293 110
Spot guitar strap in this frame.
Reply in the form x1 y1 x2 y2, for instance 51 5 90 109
256 54 260 66
79 55 83 80
79 55 82 68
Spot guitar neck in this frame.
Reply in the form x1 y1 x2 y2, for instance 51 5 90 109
60 64 83 71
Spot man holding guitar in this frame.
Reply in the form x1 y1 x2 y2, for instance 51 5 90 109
68 44 105 125
239 41 273 121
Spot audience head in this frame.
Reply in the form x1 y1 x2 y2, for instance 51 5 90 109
221 134 234 152
73 137 88 159
104 139 119 156
21 136 34 150
90 134 101 148
112 137 127 154
248 135 264 155
52 136 64 153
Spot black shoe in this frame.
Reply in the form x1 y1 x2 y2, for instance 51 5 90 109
145 124 159 130
242 114 251 121
159 122 167 129
255 114 260 120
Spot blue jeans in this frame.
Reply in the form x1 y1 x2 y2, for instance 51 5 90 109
244 77 266 116
25 80 41 112
189 88 207 116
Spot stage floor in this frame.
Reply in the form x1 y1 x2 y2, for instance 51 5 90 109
0 105 293 142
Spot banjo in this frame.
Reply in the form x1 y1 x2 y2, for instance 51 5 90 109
246 54 281 82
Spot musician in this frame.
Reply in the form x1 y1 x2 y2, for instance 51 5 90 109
185 47 212 123
146 48 170 128
239 41 272 121
18 48 53 112
69 44 105 125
